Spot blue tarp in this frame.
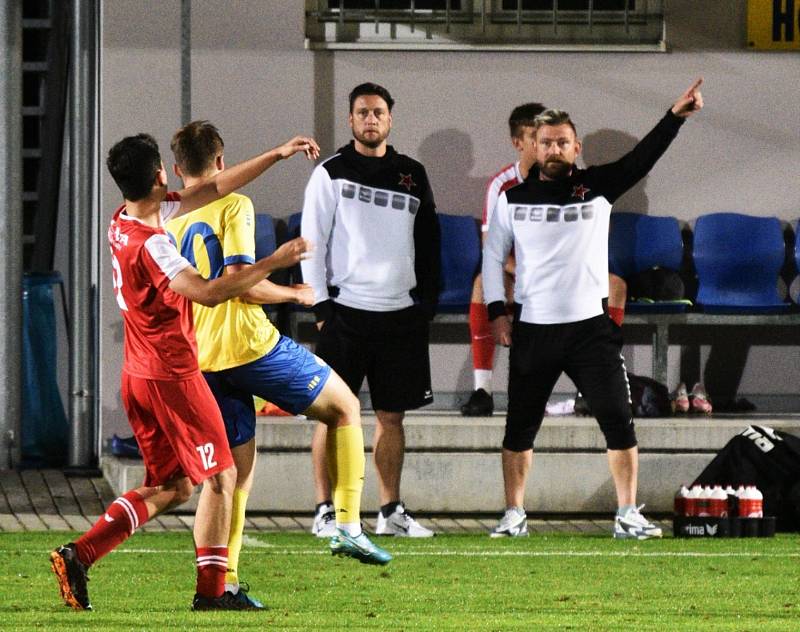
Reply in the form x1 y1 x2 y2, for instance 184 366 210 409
22 272 69 466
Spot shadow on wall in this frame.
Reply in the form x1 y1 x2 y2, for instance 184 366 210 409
581 128 649 214
418 129 487 219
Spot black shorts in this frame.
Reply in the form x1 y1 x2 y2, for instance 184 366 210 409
315 303 433 412
504 313 636 452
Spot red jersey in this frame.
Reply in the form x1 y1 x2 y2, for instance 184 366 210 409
108 192 198 380
482 161 523 231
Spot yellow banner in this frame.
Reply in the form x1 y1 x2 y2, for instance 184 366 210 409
748 0 800 49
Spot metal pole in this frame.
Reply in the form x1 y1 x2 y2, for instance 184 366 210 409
181 0 191 124
0 0 23 469
68 0 96 467
93 0 103 465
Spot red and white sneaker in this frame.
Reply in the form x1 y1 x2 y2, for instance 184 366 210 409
690 383 713 415
671 382 690 414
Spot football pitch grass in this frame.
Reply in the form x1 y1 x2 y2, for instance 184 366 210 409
3 531 798 631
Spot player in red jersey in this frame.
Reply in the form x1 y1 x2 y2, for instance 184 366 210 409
50 131 319 612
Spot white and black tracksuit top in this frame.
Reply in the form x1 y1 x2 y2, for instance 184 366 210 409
483 111 685 325
301 141 440 322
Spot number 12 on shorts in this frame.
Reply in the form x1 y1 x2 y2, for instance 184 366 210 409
196 442 217 471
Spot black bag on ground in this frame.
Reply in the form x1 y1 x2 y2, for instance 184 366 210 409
627 267 685 301
693 425 800 531
628 373 672 417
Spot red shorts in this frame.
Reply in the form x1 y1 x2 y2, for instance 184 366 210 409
121 371 234 486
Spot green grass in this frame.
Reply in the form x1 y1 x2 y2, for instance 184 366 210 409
2 531 799 631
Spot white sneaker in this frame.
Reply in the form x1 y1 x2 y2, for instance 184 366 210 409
311 503 337 538
375 503 435 537
614 505 663 540
490 507 528 538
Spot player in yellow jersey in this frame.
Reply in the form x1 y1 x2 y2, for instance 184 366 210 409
167 122 391 607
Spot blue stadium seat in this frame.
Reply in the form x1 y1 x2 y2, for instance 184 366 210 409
287 211 302 240
254 213 280 316
608 212 688 313
693 212 789 313
437 214 481 313
793 219 800 306
254 213 277 260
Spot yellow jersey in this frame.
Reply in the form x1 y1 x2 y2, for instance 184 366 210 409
165 193 279 372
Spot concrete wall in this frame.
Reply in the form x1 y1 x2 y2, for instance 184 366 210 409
98 0 800 440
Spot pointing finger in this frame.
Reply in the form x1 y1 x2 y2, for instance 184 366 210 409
688 77 703 92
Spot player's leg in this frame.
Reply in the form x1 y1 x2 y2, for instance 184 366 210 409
491 320 561 538
51 476 195 610
304 371 364 535
566 315 660 540
462 272 496 416
201 370 263 606
307 373 391 564
192 464 238 606
146 374 249 609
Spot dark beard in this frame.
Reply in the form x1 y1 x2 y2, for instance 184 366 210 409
353 130 386 149
540 159 573 179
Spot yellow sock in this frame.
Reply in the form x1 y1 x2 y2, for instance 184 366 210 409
326 424 365 528
225 487 248 586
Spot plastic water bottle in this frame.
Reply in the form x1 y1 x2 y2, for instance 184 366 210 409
697 485 713 517
674 485 690 516
686 485 702 516
708 485 728 517
740 485 763 518
724 484 738 517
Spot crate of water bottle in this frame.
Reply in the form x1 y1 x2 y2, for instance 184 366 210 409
672 483 776 538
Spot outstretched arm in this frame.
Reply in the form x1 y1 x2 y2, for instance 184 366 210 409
235 273 314 306
175 136 321 216
169 237 312 307
589 77 705 203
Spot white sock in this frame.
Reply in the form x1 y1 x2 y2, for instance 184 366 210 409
474 369 492 392
224 582 239 594
338 521 361 537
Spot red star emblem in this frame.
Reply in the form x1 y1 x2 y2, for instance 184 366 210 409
572 184 590 200
398 173 415 191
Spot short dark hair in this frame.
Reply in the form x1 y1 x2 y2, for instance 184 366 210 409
508 103 546 138
170 120 225 177
106 134 162 202
349 82 395 112
534 109 578 137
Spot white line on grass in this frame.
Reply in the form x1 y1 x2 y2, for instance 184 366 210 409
9 549 800 558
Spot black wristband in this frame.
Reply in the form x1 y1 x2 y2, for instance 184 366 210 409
487 301 506 322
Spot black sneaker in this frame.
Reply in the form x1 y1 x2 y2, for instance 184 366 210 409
50 543 91 610
192 591 260 611
460 388 494 416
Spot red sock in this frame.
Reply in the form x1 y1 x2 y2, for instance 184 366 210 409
196 546 228 598
469 302 494 370
608 306 625 327
74 490 149 567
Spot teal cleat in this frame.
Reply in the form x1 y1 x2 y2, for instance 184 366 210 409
330 529 392 565
225 581 265 609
